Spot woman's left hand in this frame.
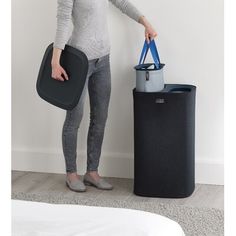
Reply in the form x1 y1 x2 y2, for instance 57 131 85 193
145 24 158 43
139 16 158 44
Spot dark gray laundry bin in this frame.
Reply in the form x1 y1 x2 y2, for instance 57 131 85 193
132 84 196 198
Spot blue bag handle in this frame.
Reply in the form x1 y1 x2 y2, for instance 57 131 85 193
138 38 161 69
141 39 160 67
138 40 149 65
150 39 161 67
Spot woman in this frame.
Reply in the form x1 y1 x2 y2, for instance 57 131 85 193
51 0 157 192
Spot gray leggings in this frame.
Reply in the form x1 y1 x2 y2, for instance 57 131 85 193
62 53 111 173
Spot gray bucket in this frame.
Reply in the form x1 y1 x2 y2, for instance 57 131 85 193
134 39 165 92
135 63 165 92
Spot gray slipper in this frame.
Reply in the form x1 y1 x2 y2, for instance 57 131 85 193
83 173 113 190
66 176 87 192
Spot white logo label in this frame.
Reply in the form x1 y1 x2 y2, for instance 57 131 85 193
155 98 165 104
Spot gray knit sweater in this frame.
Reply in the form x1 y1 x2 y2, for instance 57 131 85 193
53 0 143 60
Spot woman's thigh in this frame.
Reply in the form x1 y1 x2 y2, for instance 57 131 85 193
88 54 111 119
63 61 94 127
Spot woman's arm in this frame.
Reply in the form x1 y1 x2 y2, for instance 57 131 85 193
51 0 74 81
53 0 74 50
109 0 143 23
109 0 157 43
52 0 74 64
139 15 158 43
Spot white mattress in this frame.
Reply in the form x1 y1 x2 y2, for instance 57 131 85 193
12 199 185 236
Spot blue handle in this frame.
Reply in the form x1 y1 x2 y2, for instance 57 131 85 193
138 39 161 69
150 40 161 69
138 40 149 65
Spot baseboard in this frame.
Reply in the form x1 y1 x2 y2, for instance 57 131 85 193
11 147 224 185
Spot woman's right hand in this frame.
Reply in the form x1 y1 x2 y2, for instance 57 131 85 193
51 63 69 81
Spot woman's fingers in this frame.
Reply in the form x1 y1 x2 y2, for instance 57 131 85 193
57 75 65 81
61 68 69 80
53 73 64 81
51 64 69 82
145 25 158 43
145 33 150 43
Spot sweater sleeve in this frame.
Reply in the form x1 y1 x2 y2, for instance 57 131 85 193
109 0 144 23
53 0 74 50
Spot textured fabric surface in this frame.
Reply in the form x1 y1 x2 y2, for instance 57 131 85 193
12 191 224 236
54 0 143 60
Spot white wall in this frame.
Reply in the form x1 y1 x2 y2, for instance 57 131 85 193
12 0 224 185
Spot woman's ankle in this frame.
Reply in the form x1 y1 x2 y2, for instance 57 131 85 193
67 172 80 180
67 171 77 176
86 170 100 180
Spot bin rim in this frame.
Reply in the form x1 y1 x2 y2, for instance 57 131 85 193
134 63 165 71
132 84 197 94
